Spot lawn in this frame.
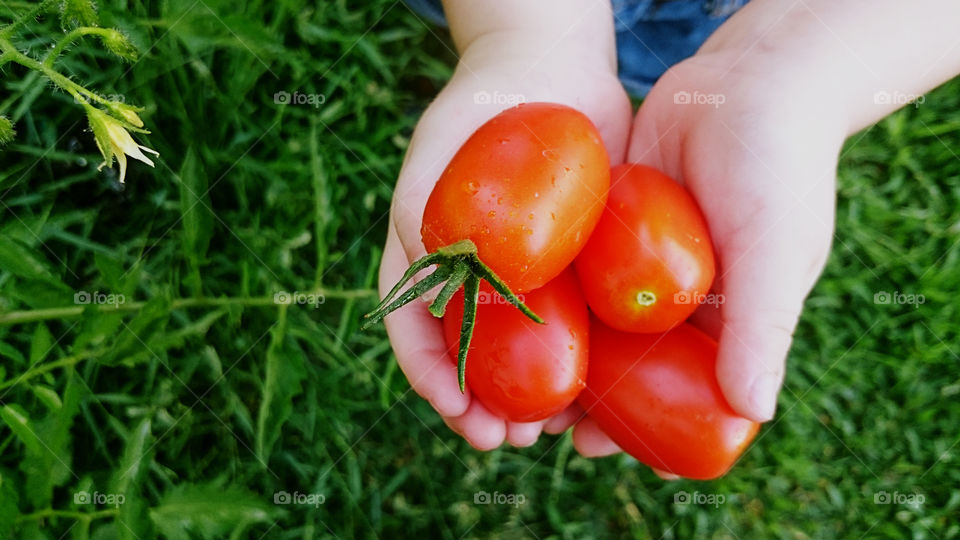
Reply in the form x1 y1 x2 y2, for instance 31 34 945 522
1 0 959 538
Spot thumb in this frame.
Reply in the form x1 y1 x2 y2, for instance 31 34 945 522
714 201 833 422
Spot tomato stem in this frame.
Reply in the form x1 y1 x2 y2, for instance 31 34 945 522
362 239 543 393
458 273 480 392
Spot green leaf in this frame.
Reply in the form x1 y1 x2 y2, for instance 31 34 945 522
255 307 306 464
30 385 63 411
97 296 171 366
178 147 213 296
0 341 26 365
12 372 84 509
94 252 126 295
29 323 54 365
0 238 63 285
110 418 154 540
0 470 20 539
0 405 43 455
149 482 275 540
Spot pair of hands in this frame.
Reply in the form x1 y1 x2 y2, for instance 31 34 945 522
379 31 844 472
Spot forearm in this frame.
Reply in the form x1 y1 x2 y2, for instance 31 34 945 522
441 0 617 74
700 0 960 134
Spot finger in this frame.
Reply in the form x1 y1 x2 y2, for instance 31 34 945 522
686 279 725 340
543 402 586 435
381 225 470 418
505 421 544 448
572 416 622 457
714 202 832 422
443 399 506 451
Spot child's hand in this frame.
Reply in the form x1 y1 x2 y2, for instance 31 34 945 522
379 25 631 449
573 49 846 459
573 0 960 464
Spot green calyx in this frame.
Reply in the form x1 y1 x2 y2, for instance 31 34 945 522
362 239 544 392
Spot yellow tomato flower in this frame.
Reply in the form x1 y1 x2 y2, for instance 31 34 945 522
87 107 158 184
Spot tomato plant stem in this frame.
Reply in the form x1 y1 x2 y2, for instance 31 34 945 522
362 239 543 393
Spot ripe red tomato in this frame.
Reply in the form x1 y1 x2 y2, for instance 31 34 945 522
579 321 759 479
574 164 715 333
443 269 589 423
422 103 610 293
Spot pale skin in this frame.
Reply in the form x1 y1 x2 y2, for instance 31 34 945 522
380 0 960 474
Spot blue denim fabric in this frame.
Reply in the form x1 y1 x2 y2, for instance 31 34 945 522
402 0 748 96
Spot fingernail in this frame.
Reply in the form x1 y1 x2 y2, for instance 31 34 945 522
749 373 780 421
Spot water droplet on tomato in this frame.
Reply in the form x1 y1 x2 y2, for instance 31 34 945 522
533 192 540 198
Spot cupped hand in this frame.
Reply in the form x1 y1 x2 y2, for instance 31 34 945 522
379 34 631 450
573 50 847 466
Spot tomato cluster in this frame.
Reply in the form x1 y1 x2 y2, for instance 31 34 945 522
369 102 759 479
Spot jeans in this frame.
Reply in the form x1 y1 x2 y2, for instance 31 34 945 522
402 0 748 96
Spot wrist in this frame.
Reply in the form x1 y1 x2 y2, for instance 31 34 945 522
698 1 960 134
455 29 618 80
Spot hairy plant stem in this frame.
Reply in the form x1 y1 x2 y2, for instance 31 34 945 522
0 0 57 39
44 26 117 67
0 37 104 105
0 289 377 326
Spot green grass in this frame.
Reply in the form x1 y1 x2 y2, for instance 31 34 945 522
1 0 960 538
